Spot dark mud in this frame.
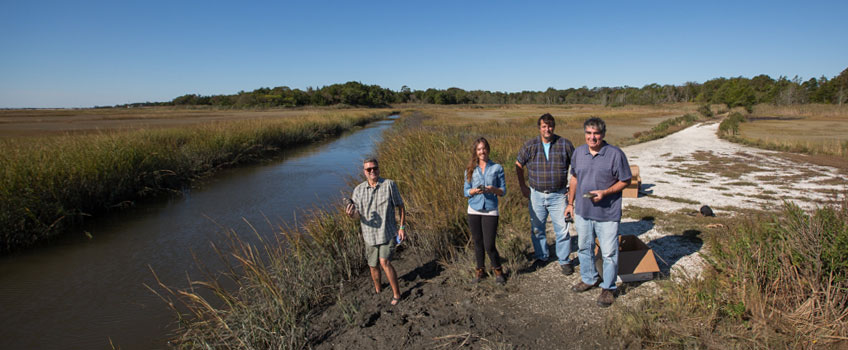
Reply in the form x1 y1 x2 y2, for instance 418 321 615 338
308 246 638 349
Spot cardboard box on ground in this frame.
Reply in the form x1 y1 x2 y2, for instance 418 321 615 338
623 165 641 198
593 234 660 283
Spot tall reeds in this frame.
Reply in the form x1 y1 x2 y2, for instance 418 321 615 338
150 208 366 348
612 198 848 348
0 112 386 253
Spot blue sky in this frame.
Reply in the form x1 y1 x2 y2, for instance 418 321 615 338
2 0 846 108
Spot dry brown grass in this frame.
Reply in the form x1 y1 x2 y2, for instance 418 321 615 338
0 106 396 138
614 200 848 349
0 110 388 252
752 104 848 119
406 103 699 147
733 104 848 158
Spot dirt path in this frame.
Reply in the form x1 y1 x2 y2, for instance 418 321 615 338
307 122 846 349
625 121 844 213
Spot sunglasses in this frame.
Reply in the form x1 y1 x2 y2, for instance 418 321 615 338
364 167 379 172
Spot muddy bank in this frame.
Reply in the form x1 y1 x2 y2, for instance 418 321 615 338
307 245 630 349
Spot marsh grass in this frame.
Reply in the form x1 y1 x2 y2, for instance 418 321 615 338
149 207 367 349
623 111 716 146
375 113 533 275
719 104 848 158
0 111 386 253
612 199 848 348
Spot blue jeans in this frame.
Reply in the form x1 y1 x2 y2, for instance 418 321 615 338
529 188 572 265
574 214 619 290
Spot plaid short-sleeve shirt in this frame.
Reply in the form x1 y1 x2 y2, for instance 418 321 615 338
352 178 404 246
516 135 575 192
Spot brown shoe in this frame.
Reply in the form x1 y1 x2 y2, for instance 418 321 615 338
571 280 599 293
597 289 615 307
493 267 506 285
472 268 486 283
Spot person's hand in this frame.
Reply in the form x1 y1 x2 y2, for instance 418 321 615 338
564 204 574 219
345 203 357 217
590 190 604 203
520 184 530 199
398 228 406 242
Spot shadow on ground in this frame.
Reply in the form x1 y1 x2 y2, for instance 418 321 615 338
648 230 703 276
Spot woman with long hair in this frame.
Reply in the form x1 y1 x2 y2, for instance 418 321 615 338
463 137 507 284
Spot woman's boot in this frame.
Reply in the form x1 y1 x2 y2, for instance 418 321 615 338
472 268 486 283
493 267 506 285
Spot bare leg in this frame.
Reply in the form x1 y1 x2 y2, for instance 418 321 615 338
380 258 401 304
370 266 382 293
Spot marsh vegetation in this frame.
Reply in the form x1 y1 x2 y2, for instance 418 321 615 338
0 109 390 252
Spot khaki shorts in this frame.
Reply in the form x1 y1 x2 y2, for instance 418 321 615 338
366 239 396 267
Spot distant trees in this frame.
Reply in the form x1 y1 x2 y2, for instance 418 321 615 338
117 67 848 109
165 82 398 108
715 78 756 112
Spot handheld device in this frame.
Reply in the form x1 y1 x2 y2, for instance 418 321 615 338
582 193 598 198
476 185 486 192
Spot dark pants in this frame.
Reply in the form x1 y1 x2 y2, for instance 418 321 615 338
467 214 501 269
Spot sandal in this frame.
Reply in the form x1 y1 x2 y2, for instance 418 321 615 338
390 296 401 306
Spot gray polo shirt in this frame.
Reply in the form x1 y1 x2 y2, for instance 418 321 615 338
570 142 632 222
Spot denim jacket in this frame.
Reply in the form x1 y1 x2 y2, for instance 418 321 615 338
463 161 506 212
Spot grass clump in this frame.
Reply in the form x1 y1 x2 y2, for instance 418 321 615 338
697 104 714 118
0 111 386 253
150 207 367 349
612 198 848 348
625 113 710 146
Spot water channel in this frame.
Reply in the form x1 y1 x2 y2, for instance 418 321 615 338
0 116 397 349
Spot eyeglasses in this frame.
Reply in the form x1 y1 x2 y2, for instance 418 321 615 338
364 167 379 172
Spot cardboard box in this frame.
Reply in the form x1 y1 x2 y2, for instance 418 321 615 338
622 165 641 198
594 234 660 283
622 178 641 198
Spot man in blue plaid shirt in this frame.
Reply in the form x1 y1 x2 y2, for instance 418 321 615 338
515 113 576 275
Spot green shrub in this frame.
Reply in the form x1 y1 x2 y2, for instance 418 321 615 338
626 113 702 145
697 104 714 118
718 112 747 136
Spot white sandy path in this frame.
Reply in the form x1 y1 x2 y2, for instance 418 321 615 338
624 122 843 213
612 122 845 280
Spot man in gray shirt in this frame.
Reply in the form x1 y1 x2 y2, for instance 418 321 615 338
565 117 632 307
345 158 406 305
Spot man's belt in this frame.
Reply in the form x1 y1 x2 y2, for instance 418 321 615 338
536 187 568 194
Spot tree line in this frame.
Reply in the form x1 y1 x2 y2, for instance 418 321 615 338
117 67 848 110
